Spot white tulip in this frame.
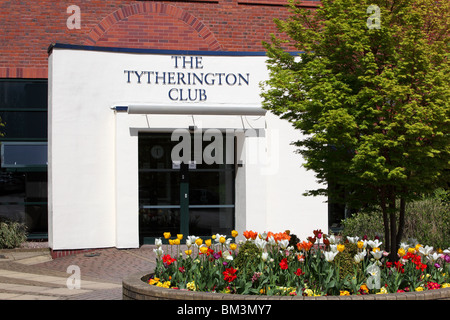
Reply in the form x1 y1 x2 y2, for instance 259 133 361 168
267 236 277 246
368 239 383 248
366 263 380 277
428 252 441 262
419 245 433 256
153 247 164 258
354 251 366 263
354 254 363 264
324 251 338 262
279 239 290 250
399 242 409 251
261 252 269 262
329 244 338 253
254 237 267 251
328 235 336 244
222 250 233 261
186 235 198 248
371 250 383 260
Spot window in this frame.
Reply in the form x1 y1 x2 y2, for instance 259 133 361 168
0 79 48 238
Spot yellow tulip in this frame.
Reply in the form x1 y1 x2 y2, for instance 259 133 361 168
408 247 415 254
230 243 237 251
415 244 422 252
195 238 203 246
357 241 364 249
173 239 180 245
177 234 183 240
205 239 212 247
231 230 238 238
169 239 174 245
337 244 345 252
219 236 226 244
163 232 171 239
199 246 208 254
185 250 192 256
398 248 406 257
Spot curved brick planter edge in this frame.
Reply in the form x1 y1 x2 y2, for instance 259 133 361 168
122 271 450 300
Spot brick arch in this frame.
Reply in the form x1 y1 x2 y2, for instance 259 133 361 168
84 2 222 51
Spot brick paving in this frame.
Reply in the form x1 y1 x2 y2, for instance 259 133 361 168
37 247 157 284
0 245 158 300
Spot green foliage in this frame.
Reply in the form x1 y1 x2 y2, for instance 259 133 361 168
335 243 360 281
341 211 385 240
403 197 450 249
0 219 27 249
234 241 261 281
342 196 450 249
433 188 450 205
261 0 450 255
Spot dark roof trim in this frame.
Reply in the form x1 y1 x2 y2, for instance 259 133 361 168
48 43 303 56
47 43 272 57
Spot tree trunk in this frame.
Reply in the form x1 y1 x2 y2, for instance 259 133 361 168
389 192 398 261
396 197 406 249
380 188 390 254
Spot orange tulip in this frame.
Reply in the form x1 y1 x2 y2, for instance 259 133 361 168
243 230 258 240
266 231 291 243
297 241 313 252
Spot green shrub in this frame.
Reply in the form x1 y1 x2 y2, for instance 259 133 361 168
334 243 360 281
341 211 384 240
0 219 27 249
403 198 450 249
234 241 261 281
341 195 450 249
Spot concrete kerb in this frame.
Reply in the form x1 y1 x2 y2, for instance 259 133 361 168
0 247 52 264
123 270 450 301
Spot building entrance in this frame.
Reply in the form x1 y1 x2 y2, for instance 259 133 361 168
138 132 235 244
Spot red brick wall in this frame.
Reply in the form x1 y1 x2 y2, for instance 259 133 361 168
0 0 319 78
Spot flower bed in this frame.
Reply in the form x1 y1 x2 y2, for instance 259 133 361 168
144 230 450 298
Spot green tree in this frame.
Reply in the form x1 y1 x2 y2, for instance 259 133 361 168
261 0 449 260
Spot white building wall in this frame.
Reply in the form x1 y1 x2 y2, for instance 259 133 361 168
48 45 327 250
265 113 328 239
48 49 117 249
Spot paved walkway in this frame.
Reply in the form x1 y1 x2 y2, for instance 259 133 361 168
0 246 158 300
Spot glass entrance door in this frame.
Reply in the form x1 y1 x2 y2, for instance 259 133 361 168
138 132 235 244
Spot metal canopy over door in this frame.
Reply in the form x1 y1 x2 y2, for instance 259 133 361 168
138 132 235 244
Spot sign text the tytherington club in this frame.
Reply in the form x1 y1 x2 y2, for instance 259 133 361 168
124 56 250 101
